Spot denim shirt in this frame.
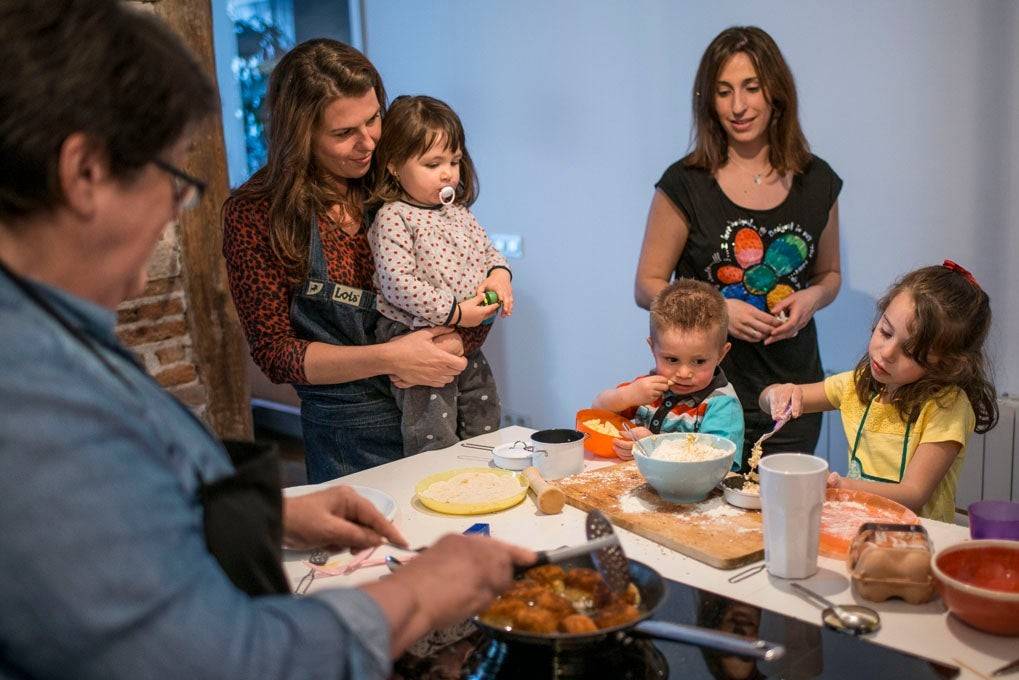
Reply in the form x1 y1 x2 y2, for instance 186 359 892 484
0 273 390 679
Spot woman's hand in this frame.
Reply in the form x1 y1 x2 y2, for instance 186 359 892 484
476 269 513 316
765 287 824 345
386 327 468 388
394 535 536 629
282 485 408 551
361 534 537 655
431 328 465 357
826 472 842 488
726 299 782 343
613 425 652 460
458 293 500 327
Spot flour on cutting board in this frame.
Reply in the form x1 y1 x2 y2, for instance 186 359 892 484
619 489 657 513
617 490 753 532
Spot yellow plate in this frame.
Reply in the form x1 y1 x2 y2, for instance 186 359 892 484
415 467 528 515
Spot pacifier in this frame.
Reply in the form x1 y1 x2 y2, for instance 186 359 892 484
439 185 456 206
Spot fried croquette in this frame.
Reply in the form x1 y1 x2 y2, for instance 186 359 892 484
523 564 565 587
513 606 559 633
559 614 598 634
592 600 640 628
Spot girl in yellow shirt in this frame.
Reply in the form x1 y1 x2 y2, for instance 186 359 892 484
759 262 997 522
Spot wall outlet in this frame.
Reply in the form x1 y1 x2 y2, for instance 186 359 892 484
490 233 523 259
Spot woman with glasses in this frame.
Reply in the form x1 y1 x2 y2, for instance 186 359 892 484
223 40 475 482
0 2 534 678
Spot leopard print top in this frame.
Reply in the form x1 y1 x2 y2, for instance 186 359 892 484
222 195 485 384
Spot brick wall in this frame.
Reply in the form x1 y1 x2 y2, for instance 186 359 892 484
115 222 210 419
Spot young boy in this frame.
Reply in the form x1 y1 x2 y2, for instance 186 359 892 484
594 278 745 466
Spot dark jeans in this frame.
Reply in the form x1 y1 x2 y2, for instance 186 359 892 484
298 386 403 483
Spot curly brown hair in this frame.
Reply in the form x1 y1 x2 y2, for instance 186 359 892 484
650 278 729 347
685 26 811 176
368 95 478 210
229 39 386 283
853 264 998 433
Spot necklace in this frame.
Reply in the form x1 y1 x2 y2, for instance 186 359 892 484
727 154 772 185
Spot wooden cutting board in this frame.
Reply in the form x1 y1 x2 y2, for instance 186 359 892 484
555 462 763 569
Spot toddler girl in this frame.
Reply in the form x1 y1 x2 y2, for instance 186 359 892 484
760 262 997 521
368 95 512 455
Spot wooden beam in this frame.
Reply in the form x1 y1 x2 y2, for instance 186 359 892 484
148 0 253 441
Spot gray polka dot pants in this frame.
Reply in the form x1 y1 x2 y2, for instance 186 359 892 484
392 350 501 455
376 318 501 456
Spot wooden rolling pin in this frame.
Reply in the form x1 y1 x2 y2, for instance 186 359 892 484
523 466 565 514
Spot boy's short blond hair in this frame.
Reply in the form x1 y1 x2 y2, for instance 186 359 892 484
650 279 729 347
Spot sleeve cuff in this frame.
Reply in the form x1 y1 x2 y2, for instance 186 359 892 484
487 265 512 281
443 301 459 326
313 588 392 677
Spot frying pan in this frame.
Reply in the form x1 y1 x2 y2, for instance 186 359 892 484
473 554 785 660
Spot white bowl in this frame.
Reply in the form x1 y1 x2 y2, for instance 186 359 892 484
720 476 762 509
492 442 533 470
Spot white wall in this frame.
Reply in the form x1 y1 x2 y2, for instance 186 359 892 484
210 1 249 188
363 0 1019 429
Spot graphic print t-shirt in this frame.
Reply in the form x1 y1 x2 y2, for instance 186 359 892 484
655 155 842 413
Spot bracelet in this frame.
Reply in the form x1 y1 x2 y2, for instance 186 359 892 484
487 265 512 281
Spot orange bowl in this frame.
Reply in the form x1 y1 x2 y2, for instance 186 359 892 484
931 540 1019 636
575 408 629 458
819 488 918 559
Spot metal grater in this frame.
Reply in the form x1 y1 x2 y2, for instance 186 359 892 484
585 510 629 594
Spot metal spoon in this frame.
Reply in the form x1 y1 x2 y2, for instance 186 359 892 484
791 583 881 635
752 404 793 451
620 421 652 458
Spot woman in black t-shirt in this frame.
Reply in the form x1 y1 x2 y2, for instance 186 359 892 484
634 26 842 466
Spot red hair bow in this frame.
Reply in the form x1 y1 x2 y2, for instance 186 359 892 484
942 260 980 289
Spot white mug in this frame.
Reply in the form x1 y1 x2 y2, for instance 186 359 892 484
529 429 585 480
758 453 829 579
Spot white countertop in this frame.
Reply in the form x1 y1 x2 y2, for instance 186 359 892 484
283 426 1016 679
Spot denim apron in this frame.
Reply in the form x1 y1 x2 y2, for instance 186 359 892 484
290 216 403 482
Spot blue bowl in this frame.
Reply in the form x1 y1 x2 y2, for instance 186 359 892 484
633 432 737 504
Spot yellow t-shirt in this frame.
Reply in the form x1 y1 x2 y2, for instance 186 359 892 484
823 371 975 522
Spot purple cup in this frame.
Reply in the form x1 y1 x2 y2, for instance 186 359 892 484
968 500 1019 540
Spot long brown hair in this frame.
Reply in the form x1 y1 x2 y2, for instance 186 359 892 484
368 95 478 210
229 39 386 282
853 264 998 433
685 26 811 175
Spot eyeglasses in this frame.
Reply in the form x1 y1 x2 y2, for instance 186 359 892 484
153 158 206 212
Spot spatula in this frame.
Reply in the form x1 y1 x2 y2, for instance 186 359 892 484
585 510 631 594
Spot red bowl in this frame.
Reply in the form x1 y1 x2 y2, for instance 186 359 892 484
931 540 1019 636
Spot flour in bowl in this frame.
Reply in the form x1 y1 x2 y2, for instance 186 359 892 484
419 472 521 505
651 434 730 462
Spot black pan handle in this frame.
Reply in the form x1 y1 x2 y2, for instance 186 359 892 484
634 620 785 661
